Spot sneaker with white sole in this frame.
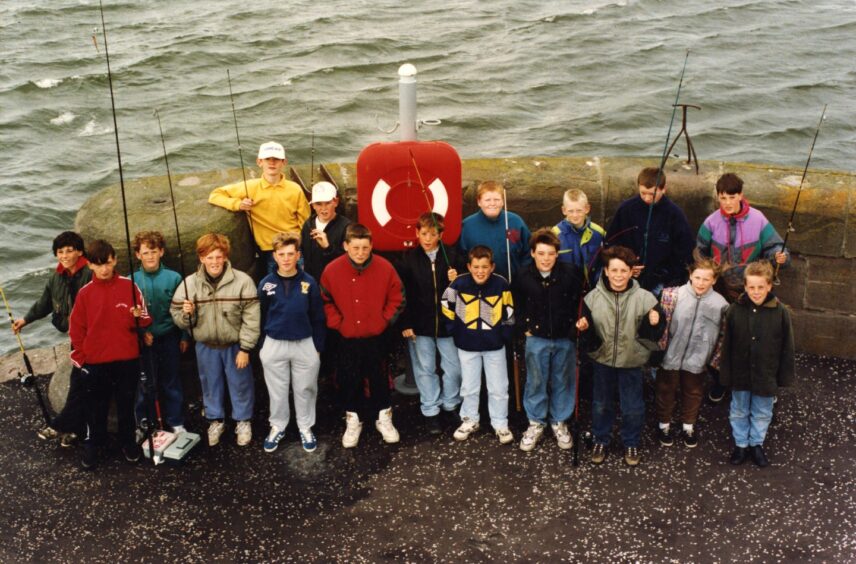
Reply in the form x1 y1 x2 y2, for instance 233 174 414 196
60 433 78 448
375 408 400 444
495 427 514 445
207 420 225 446
299 428 317 452
342 412 362 448
171 425 187 435
236 420 252 446
453 417 480 441
551 422 573 450
37 426 59 440
519 422 545 452
263 426 286 453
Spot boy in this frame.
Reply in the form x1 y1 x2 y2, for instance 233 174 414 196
396 212 463 434
209 141 310 272
553 188 606 286
606 167 694 297
258 232 326 453
514 229 582 451
320 224 405 448
720 261 794 467
13 231 92 446
576 246 665 466
170 234 260 447
696 172 789 301
69 239 152 469
300 181 351 281
458 181 531 282
442 245 515 444
132 231 188 435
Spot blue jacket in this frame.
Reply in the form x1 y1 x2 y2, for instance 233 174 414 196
553 217 605 287
441 273 514 352
258 269 326 352
459 210 531 282
133 265 183 337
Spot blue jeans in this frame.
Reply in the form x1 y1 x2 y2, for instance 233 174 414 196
458 347 509 430
729 390 775 447
195 342 255 421
136 330 184 428
591 362 645 448
408 336 462 416
523 336 575 425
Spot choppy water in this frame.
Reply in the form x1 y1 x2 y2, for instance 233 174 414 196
1 0 855 352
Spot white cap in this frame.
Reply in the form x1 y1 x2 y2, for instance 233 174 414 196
310 181 338 204
258 141 285 160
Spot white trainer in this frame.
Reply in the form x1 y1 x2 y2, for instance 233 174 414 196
342 411 363 448
235 420 252 446
519 421 545 452
375 408 400 444
453 417 480 441
551 421 573 450
207 420 225 446
495 427 514 445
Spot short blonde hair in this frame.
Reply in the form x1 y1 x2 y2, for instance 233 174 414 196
476 180 504 202
562 189 589 206
744 260 774 284
272 232 301 251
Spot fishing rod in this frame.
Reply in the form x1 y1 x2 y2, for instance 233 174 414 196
99 0 156 464
408 149 451 266
0 286 52 425
226 69 257 241
641 49 690 268
501 187 523 412
310 130 315 187
774 104 827 284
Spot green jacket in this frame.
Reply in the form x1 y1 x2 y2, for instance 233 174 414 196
133 264 184 338
24 259 92 333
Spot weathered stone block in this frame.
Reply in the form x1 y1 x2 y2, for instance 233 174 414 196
776 255 808 309
805 256 856 313
791 309 856 360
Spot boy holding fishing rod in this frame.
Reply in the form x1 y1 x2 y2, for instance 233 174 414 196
11 231 92 447
209 141 310 274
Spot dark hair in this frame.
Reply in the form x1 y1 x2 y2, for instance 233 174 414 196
601 245 637 268
344 223 372 243
529 228 560 252
637 167 666 189
416 212 445 233
87 239 116 265
716 173 744 195
52 231 84 255
133 231 165 252
468 245 494 264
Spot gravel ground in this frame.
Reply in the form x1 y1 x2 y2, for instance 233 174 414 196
0 352 853 563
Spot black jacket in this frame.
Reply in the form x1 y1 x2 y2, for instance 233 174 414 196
300 213 351 281
513 262 583 341
395 244 464 338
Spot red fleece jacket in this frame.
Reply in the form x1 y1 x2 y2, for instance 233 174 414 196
69 274 151 367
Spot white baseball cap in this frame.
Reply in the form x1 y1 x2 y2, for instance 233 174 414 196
310 181 338 204
257 141 286 160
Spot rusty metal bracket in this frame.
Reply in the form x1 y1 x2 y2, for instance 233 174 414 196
666 103 701 174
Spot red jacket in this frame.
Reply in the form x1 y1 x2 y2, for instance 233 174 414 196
69 273 151 367
320 254 404 339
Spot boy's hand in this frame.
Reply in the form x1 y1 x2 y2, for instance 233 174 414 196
310 229 330 249
447 268 458 282
182 300 195 315
131 306 144 318
774 251 787 265
575 318 589 332
631 265 645 278
235 351 250 369
401 328 416 340
143 332 154 346
238 198 254 211
11 318 26 334
180 340 189 354
648 309 660 326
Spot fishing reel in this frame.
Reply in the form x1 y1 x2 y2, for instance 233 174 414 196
19 371 35 388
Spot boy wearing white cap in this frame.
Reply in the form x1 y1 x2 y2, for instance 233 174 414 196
300 181 351 281
209 141 310 273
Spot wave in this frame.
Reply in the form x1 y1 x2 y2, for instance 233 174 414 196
33 78 62 89
50 112 76 126
78 119 112 137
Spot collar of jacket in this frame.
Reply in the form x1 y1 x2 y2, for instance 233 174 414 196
57 255 89 275
719 197 752 221
737 290 779 308
348 255 373 272
139 263 164 278
196 261 235 286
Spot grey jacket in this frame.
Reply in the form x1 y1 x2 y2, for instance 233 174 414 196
660 283 728 374
170 262 260 351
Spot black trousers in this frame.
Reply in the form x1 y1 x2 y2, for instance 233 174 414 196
82 359 138 449
338 336 390 419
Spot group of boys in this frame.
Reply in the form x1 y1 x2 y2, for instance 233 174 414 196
13 140 792 469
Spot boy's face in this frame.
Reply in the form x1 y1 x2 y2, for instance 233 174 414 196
638 184 666 205
256 157 285 179
562 198 590 228
201 248 226 278
477 190 504 219
89 256 117 280
690 267 716 296
273 244 300 274
532 243 558 273
56 246 83 271
604 258 632 291
745 274 772 306
135 243 164 273
718 192 742 215
467 257 495 284
416 226 440 253
311 198 338 222
344 237 372 265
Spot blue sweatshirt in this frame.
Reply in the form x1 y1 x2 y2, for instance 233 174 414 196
553 216 605 287
258 269 326 352
441 273 514 352
459 210 532 282
133 264 183 337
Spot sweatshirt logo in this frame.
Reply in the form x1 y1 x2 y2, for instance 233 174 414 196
300 281 310 294
262 282 277 296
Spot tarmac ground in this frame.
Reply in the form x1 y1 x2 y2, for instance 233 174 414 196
0 351 854 562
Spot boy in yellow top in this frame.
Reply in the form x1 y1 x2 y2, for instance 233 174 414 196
209 141 310 273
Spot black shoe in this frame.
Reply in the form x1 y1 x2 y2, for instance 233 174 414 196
442 409 461 428
81 445 98 471
425 415 443 435
123 443 142 463
656 426 674 447
591 443 607 465
730 446 748 465
750 445 769 467
708 384 726 404
682 427 698 448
